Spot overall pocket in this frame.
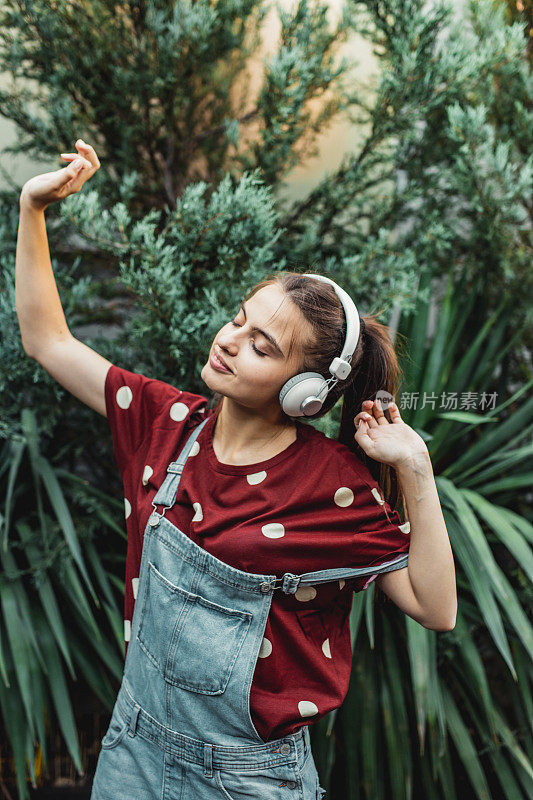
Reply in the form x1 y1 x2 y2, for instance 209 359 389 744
214 765 299 800
137 561 252 694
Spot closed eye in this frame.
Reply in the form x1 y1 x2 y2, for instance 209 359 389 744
231 320 268 357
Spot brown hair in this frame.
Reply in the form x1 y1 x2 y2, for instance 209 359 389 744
209 268 406 515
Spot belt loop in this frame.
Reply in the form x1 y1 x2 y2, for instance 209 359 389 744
203 743 213 778
282 573 301 594
128 703 141 737
167 463 184 474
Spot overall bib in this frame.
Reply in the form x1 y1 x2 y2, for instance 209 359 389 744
91 417 408 800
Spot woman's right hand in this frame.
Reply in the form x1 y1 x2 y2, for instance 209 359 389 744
20 139 101 212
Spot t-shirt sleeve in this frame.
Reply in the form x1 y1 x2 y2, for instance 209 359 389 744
104 363 209 483
335 449 411 593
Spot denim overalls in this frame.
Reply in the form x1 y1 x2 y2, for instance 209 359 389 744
91 417 408 800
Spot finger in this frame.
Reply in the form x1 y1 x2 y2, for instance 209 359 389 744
354 410 378 428
62 158 88 184
60 154 91 169
371 397 390 425
355 418 376 449
363 398 383 421
74 139 101 169
387 401 403 423
60 152 79 162
71 157 91 171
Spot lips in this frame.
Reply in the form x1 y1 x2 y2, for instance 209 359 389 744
210 346 233 373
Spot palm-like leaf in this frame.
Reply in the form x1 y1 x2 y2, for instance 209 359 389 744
0 412 125 799
311 270 533 798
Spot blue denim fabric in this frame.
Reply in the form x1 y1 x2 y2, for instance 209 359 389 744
91 417 405 799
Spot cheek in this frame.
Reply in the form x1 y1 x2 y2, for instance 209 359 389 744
244 362 290 395
243 361 270 386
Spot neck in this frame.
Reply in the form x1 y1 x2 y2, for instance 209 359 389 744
212 399 297 462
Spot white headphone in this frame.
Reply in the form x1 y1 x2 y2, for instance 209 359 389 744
279 273 362 418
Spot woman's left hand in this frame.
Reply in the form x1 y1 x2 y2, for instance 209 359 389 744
354 398 429 469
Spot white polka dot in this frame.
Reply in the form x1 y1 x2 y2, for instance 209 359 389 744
261 523 285 539
371 487 385 504
258 638 272 658
192 502 203 522
116 385 133 409
124 619 131 642
189 441 200 457
142 465 153 485
322 639 332 658
170 402 188 421
339 579 345 590
132 578 139 600
247 470 267 485
334 486 354 507
399 521 410 534
124 498 131 519
298 700 319 717
295 585 317 602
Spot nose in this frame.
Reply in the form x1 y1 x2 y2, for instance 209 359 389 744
217 329 238 352
216 335 231 352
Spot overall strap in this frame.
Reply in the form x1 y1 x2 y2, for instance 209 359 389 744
150 417 209 520
271 552 409 594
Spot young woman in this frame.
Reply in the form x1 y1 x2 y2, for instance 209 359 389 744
16 140 457 800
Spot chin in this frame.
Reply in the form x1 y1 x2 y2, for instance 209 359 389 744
200 363 212 386
200 363 226 392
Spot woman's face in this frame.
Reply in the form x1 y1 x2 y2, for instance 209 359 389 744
200 284 310 415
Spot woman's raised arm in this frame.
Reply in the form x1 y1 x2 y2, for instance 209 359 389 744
15 140 112 418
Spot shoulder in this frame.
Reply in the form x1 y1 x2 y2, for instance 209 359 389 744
105 363 209 427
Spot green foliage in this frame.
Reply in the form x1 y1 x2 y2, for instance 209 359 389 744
0 410 126 799
0 198 130 799
310 269 533 799
54 164 417 386
2 0 530 350
279 0 532 352
0 0 353 211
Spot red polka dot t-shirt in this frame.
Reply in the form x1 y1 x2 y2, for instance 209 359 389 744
104 364 411 742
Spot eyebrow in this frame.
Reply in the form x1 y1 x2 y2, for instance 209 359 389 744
240 301 285 357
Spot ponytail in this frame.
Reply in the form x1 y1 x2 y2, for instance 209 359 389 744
337 313 405 516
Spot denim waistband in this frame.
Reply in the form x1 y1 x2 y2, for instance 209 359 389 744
117 680 310 770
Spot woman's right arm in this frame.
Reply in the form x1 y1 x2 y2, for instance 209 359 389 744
15 141 112 418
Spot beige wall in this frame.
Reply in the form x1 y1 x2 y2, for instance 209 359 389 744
258 0 379 204
0 0 379 203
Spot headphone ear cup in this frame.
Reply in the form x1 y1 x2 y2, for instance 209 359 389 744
279 372 329 417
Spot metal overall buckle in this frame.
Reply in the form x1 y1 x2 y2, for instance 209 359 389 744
148 500 172 527
269 576 285 590
259 576 284 593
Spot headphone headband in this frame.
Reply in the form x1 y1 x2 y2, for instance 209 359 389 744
278 273 362 418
